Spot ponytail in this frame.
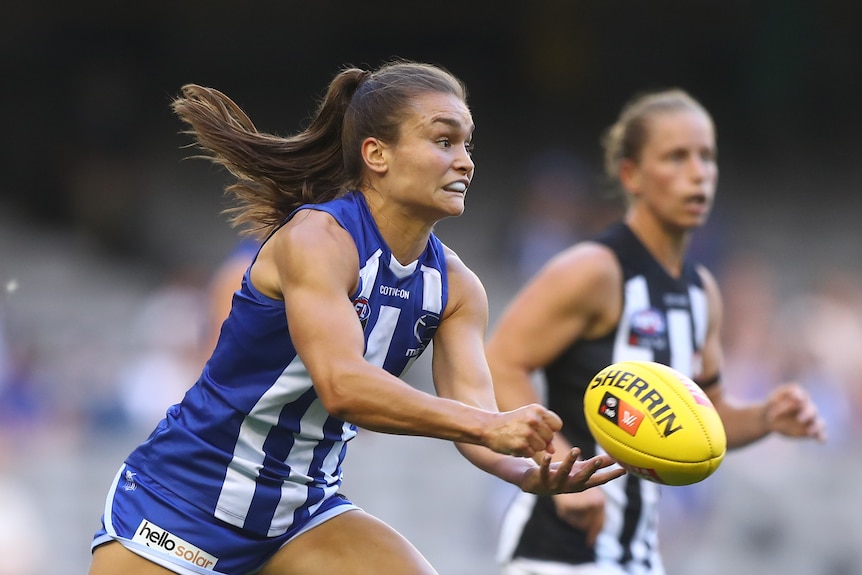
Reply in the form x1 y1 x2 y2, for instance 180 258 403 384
172 60 466 237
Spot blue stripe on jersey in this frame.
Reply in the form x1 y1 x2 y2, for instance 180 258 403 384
125 191 448 538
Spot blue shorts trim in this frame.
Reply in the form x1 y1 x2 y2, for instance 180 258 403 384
92 464 359 575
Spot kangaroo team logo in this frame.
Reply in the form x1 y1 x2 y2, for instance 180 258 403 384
123 469 137 491
414 313 439 345
405 313 440 358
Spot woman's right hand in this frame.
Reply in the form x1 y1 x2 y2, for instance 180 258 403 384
482 404 563 457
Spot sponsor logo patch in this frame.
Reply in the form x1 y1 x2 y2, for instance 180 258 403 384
627 307 667 351
598 392 645 436
619 461 663 482
132 519 219 569
353 296 371 327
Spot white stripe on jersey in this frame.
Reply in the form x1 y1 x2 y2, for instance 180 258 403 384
214 354 355 535
689 285 708 349
496 491 538 564
358 249 383 300
595 462 662 573
667 309 692 375
420 264 443 314
360 249 400 368
366 305 401 366
613 276 653 363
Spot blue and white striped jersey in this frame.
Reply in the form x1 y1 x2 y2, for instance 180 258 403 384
125 191 449 538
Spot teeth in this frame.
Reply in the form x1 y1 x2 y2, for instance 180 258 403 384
445 182 467 193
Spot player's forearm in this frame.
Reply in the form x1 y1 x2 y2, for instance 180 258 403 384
490 362 542 412
455 442 534 486
715 401 770 449
319 366 492 445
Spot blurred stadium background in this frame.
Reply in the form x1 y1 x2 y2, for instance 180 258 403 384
1 2 861 574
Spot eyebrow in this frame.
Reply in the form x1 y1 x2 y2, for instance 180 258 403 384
430 116 475 133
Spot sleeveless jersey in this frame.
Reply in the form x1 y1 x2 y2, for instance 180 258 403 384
125 191 449 538
498 223 709 574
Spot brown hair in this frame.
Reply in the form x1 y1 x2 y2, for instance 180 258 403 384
172 60 468 238
600 88 713 188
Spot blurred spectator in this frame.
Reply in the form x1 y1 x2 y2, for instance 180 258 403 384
0 450 43 575
0 342 52 433
505 148 621 285
718 251 785 400
116 269 208 432
115 237 261 433
773 269 862 445
0 290 54 436
202 238 259 359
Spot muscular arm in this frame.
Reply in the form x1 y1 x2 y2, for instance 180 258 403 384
697 266 827 448
486 243 622 460
255 210 504 445
432 246 623 492
484 243 624 538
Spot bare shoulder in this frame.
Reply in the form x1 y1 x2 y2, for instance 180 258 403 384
252 209 358 299
514 241 623 339
275 209 352 248
694 263 719 289
694 264 723 320
440 243 489 320
694 264 722 301
533 241 621 296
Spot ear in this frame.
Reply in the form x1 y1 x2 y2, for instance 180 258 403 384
618 158 641 196
361 137 389 175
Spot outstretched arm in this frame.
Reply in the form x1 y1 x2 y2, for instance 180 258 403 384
697 266 827 448
484 243 623 537
257 210 506 445
432 247 623 494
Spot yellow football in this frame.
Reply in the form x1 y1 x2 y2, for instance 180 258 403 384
584 360 726 486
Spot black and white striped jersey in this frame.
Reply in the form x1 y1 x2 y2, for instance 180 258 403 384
498 223 709 574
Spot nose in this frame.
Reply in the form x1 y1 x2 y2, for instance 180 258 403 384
688 155 713 182
455 144 475 174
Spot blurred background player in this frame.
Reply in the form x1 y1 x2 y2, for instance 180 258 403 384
487 88 827 575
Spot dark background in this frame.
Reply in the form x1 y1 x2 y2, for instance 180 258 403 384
4 0 862 275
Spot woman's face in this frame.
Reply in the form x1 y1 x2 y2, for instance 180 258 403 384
376 91 475 221
622 109 718 232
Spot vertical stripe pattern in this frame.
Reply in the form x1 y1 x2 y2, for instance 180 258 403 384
124 192 449 539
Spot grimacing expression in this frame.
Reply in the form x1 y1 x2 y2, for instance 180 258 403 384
380 92 475 220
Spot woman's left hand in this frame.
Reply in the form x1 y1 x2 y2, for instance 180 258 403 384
765 384 827 442
521 448 625 495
